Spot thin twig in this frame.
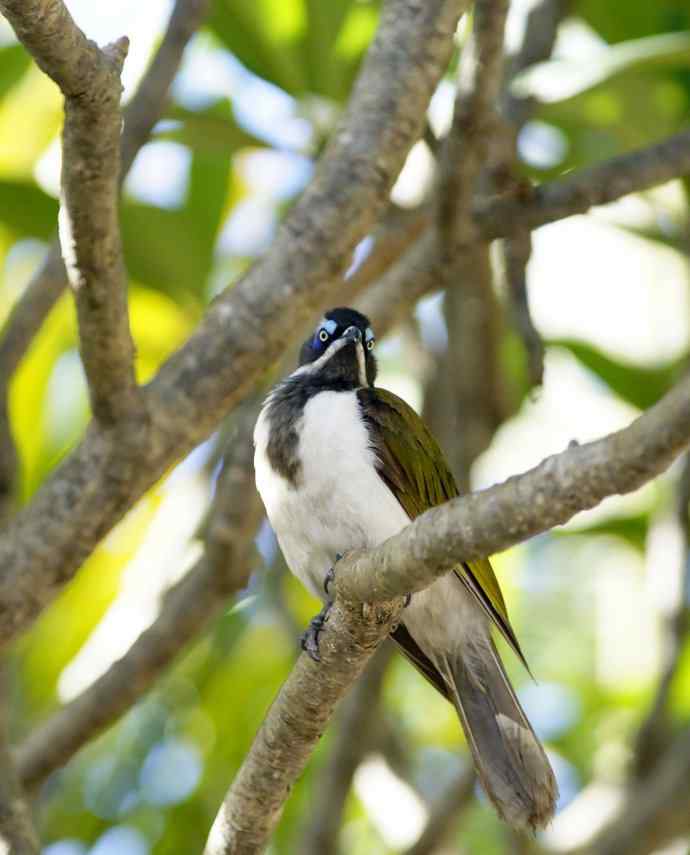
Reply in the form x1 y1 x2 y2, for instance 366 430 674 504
633 453 690 779
0 665 39 854
582 726 690 855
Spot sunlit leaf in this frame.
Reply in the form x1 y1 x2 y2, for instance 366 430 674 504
158 100 262 156
208 0 307 94
0 43 31 98
0 179 58 238
548 339 683 410
557 513 650 551
17 493 162 715
0 65 62 176
513 31 690 103
129 287 197 383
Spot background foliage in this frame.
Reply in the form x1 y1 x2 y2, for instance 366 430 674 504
2 0 690 853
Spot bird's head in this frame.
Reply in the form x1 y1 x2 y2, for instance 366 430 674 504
298 307 377 388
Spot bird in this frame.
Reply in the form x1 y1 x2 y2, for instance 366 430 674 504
253 306 558 830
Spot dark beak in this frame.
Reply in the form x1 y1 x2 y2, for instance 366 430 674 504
342 326 362 343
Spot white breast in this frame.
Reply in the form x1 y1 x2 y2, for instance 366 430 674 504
254 390 410 599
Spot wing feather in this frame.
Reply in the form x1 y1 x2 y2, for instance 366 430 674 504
357 387 528 670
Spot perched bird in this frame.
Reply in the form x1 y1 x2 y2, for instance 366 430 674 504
254 306 557 830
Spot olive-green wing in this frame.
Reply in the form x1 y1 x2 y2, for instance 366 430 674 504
357 386 528 670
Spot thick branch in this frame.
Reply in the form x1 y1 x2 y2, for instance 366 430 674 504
439 0 509 242
0 0 208 511
0 0 464 649
15 399 262 790
343 371 690 602
204 597 402 855
206 373 690 855
0 0 139 423
428 0 510 487
300 645 395 855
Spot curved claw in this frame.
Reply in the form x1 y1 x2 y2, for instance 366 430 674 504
300 601 332 662
323 553 343 598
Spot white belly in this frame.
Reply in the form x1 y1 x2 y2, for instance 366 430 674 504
254 389 410 598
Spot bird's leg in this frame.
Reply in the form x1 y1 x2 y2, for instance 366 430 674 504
323 552 342 598
301 553 343 662
300 602 332 662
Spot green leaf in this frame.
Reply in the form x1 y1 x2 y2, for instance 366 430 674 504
0 180 58 239
576 0 689 45
549 339 683 410
0 44 31 99
513 31 690 103
121 128 232 301
558 513 649 551
208 0 379 100
208 0 307 94
158 100 262 155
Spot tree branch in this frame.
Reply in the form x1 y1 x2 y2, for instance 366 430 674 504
633 453 690 779
583 726 690 855
300 644 395 855
0 0 139 423
205 372 690 855
343 372 690 601
477 127 690 238
402 767 475 855
428 0 511 487
0 0 465 650
120 0 211 175
0 666 39 854
360 127 690 338
0 0 208 507
15 398 263 790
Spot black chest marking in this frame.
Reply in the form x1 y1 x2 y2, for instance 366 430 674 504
265 376 354 486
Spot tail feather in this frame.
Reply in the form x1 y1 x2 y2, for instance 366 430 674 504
440 640 558 831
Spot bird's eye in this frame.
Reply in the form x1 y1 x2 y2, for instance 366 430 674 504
366 338 375 351
318 329 329 343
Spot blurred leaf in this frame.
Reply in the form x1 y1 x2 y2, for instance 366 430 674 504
208 0 307 94
18 492 161 715
0 180 57 238
0 44 31 98
123 101 235 302
576 0 690 44
208 0 378 100
129 287 196 383
0 65 62 176
9 294 77 501
548 339 684 410
513 31 690 103
158 100 262 155
558 513 650 551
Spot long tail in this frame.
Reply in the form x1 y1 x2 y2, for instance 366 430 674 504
439 638 558 831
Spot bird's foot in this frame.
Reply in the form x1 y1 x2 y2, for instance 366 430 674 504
300 602 332 662
323 552 343 598
403 592 412 608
